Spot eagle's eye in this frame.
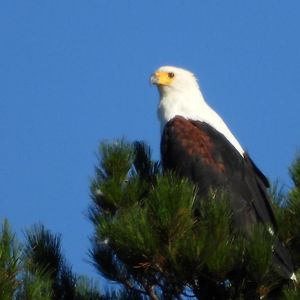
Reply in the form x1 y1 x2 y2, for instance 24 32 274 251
168 72 175 78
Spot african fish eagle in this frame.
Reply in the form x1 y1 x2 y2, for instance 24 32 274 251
151 66 295 280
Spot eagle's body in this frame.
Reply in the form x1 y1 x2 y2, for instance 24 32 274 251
151 66 295 280
161 116 275 234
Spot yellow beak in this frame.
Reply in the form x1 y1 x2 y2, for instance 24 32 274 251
150 71 174 86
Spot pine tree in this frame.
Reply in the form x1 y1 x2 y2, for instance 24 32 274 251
89 140 300 300
0 220 107 300
2 141 300 299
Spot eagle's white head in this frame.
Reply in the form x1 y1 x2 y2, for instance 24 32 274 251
150 66 200 95
151 66 244 156
150 66 206 127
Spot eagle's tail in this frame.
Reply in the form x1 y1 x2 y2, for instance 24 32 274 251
273 239 296 281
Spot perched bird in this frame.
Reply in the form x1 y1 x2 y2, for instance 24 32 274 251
151 66 295 280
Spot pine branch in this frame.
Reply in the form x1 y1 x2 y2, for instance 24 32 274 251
0 219 20 299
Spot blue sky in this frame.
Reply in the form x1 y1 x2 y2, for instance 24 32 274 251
1 0 300 283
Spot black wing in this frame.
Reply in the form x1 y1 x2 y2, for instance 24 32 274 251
161 116 275 230
161 116 294 278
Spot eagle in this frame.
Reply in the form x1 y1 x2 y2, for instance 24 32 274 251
150 66 295 280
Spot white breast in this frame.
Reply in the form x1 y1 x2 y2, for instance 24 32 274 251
158 88 245 157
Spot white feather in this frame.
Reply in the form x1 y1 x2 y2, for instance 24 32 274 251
290 272 297 282
155 66 244 156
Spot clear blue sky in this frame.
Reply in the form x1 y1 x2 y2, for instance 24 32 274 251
1 0 300 283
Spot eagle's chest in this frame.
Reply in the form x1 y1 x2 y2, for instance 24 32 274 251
160 116 241 190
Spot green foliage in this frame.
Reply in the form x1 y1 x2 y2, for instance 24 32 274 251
290 154 300 188
24 224 63 279
0 219 20 300
245 225 275 284
272 155 300 270
23 224 77 300
0 220 107 300
89 140 300 299
148 175 196 241
74 276 103 300
15 269 53 300
133 142 160 182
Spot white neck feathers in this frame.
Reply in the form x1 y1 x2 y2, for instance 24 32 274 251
157 79 244 156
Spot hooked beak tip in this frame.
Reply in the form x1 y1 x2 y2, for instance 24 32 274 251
150 74 158 85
